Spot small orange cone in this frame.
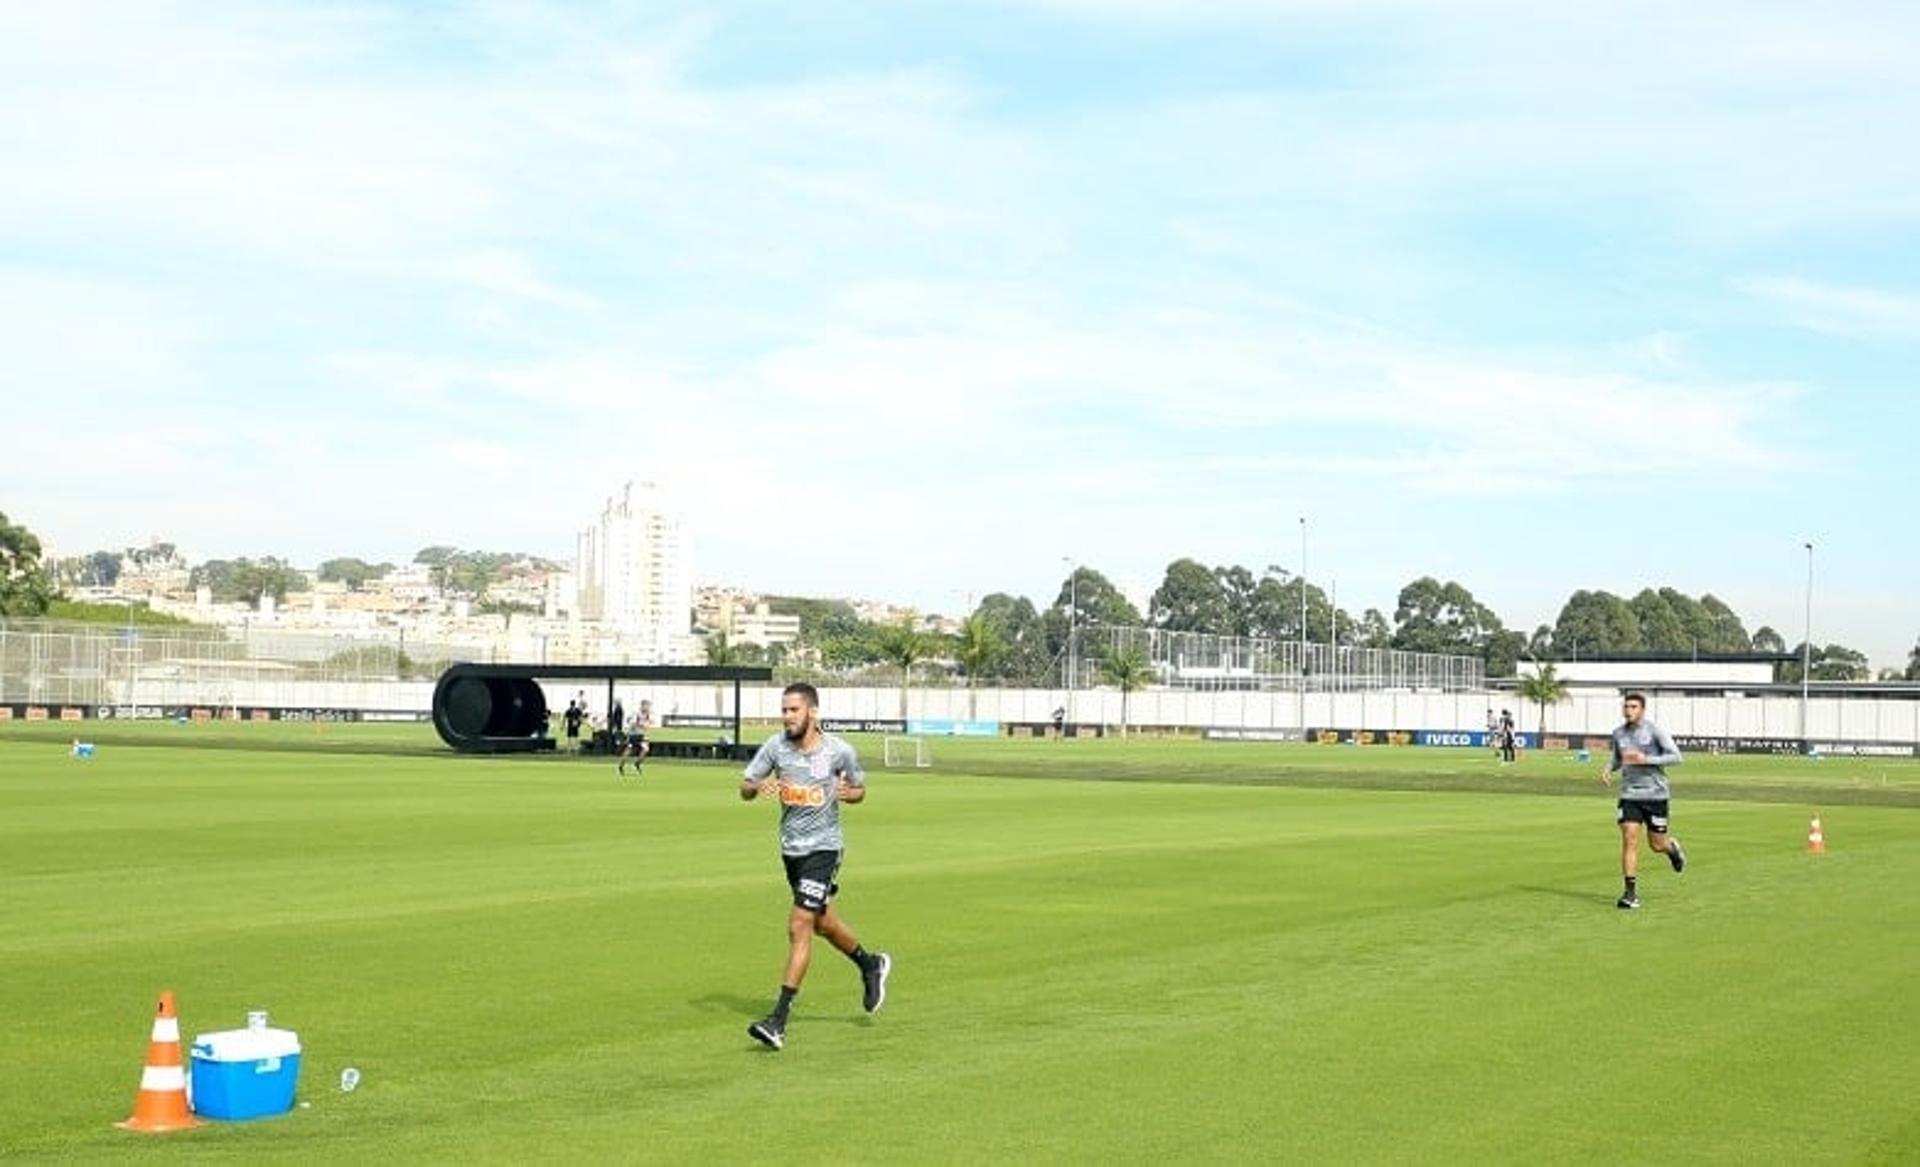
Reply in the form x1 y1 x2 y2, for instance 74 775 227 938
1807 815 1826 856
117 990 203 1133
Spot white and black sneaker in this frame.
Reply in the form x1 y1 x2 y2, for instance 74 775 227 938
747 1016 785 1051
1666 838 1687 874
1616 892 1641 910
861 953 892 1014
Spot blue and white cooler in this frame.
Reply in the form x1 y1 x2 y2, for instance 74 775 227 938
189 1012 302 1120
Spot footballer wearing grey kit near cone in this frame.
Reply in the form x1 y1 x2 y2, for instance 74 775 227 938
1602 692 1688 909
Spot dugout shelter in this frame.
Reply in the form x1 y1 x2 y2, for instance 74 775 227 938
432 663 771 758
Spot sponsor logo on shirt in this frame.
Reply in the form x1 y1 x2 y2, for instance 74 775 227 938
779 783 827 808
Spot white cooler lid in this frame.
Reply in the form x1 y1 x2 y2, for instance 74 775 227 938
191 1027 302 1061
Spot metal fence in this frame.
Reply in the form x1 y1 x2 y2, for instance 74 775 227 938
0 620 479 707
2 617 1485 709
1081 624 1484 693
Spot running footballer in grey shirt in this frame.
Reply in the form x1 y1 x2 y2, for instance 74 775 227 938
1600 692 1687 909
738 682 892 1051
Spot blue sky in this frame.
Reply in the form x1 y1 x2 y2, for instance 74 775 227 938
2 1 1916 665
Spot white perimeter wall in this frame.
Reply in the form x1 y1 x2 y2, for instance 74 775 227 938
1532 661 1775 686
102 678 1920 746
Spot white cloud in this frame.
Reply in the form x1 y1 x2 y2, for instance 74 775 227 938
318 281 1796 521
1027 3 1920 243
1020 0 1500 20
1739 277 1920 341
0 266 200 403
446 251 602 311
441 440 522 471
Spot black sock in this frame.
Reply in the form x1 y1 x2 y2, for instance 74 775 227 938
773 985 797 1022
848 945 873 971
1624 876 1638 894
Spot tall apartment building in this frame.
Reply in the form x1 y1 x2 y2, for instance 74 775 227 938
575 481 694 663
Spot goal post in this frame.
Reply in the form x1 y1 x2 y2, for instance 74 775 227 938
882 735 931 769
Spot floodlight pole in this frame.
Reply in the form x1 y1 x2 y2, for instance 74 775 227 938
1298 516 1308 740
123 600 136 717
1800 541 1814 751
1063 556 1077 728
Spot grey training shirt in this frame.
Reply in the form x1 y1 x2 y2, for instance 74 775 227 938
1609 718 1683 801
744 732 865 856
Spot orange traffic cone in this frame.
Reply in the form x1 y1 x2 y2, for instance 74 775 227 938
1807 815 1826 856
118 990 203 1133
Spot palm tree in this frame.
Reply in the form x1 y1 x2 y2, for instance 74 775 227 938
704 631 741 666
1099 643 1153 737
875 618 927 719
1515 660 1570 743
953 614 1006 721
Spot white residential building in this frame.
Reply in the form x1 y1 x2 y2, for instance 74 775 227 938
718 600 802 649
575 481 694 663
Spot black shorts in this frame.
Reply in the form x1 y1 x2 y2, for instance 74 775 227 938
624 733 647 755
782 850 842 914
1617 799 1671 833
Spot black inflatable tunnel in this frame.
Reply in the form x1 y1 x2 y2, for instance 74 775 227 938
432 665 553 753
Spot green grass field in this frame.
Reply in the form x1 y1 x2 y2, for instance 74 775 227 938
3 722 1916 1162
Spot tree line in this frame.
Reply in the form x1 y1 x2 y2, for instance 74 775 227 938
1138 560 1893 681
732 560 1906 685
3 511 1914 682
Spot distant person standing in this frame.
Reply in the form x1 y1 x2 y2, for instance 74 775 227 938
1486 708 1501 758
739 683 891 1052
563 699 584 752
617 698 649 778
1601 692 1687 909
1498 709 1517 764
1052 706 1067 740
